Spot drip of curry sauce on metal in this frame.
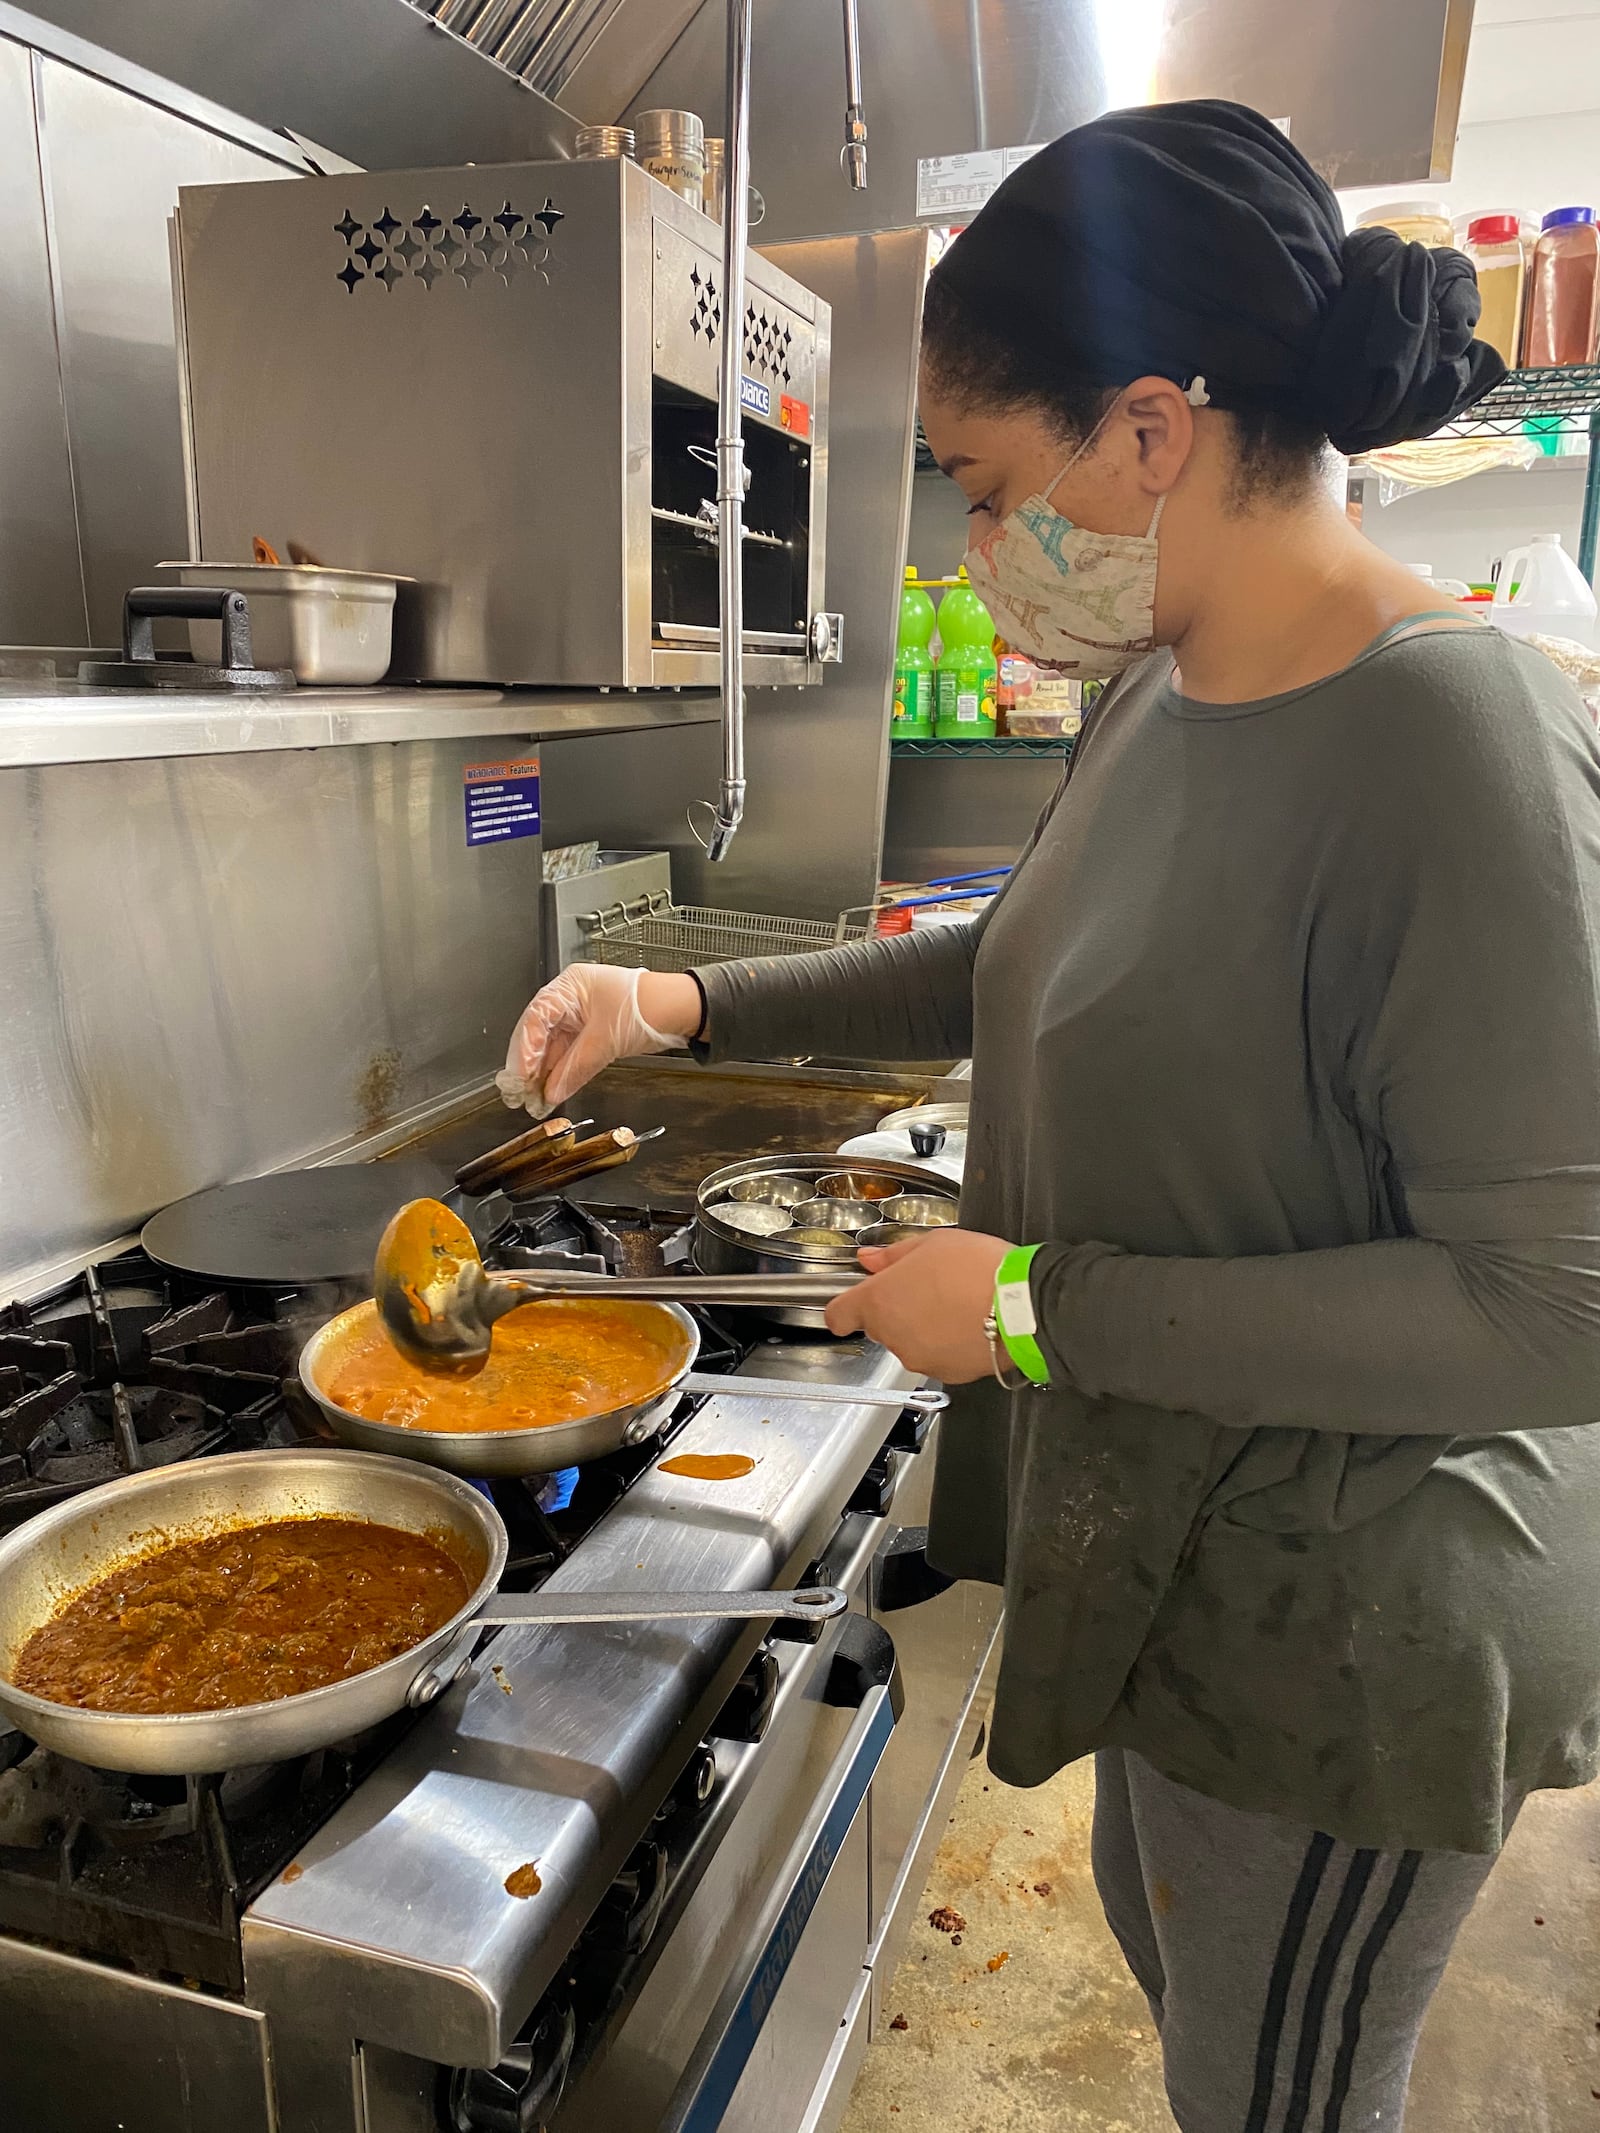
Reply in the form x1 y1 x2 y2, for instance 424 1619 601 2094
658 1453 757 1481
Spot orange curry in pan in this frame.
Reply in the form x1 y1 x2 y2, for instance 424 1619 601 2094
11 1517 471 1714
320 1298 694 1434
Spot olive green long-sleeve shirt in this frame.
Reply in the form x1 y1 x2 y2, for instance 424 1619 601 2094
698 627 1600 1853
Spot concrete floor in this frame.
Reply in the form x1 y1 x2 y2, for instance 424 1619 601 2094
840 1748 1600 2132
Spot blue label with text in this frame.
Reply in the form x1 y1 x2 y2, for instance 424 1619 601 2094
740 374 771 417
464 757 541 848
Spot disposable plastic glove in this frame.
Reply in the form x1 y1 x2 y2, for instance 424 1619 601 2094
496 964 687 1116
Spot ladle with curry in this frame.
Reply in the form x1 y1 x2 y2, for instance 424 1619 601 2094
374 1197 864 1377
296 1199 943 1479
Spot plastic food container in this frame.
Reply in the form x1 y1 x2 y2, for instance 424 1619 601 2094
1525 208 1600 369
154 562 403 685
1465 213 1527 367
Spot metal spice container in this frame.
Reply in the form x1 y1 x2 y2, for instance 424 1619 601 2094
574 125 635 161
634 108 705 205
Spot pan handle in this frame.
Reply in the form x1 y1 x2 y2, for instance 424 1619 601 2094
470 1586 848 1629
677 1375 946 1414
124 584 258 669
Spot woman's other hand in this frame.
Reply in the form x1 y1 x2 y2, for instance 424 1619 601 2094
497 966 702 1115
824 1229 1012 1382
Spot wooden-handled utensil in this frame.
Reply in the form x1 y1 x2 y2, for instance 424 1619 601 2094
459 1123 662 1199
453 1117 585 1193
495 1126 664 1196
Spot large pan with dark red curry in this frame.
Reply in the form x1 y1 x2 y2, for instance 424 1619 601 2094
299 1294 703 1476
0 1448 506 1773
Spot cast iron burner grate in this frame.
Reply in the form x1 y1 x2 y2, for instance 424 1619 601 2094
0 1720 414 1994
0 1191 756 1990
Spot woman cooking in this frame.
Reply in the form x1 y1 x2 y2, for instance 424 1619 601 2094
501 102 1600 2132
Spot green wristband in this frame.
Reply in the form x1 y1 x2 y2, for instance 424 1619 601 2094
992 1245 1050 1386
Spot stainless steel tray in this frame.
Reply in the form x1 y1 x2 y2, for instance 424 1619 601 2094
155 561 407 685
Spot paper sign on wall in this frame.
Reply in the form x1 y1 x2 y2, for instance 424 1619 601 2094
915 143 1046 221
464 757 541 848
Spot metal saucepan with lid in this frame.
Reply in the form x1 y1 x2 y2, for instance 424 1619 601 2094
299 1295 944 1477
0 1449 849 1775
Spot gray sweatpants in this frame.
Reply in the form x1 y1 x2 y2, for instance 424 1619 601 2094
1092 1750 1504 2133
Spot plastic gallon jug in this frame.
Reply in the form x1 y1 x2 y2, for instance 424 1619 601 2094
1492 533 1598 648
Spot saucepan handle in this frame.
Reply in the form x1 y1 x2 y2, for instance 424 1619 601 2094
471 1585 849 1628
678 1375 947 1414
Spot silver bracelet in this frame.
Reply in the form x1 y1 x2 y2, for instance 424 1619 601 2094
983 1313 1033 1392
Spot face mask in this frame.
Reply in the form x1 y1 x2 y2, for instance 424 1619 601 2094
962 386 1200 678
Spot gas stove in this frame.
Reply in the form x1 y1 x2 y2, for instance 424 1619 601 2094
0 1197 747 1997
0 1178 995 2133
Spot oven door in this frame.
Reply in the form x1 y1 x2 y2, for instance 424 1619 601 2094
664 1632 897 2133
550 1591 899 2133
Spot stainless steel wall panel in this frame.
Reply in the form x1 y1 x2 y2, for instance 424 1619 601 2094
540 226 928 922
882 754 1064 886
33 55 289 642
623 0 1105 244
0 37 84 646
0 737 543 1294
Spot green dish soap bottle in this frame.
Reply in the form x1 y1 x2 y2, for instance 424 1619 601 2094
892 567 937 738
934 567 998 740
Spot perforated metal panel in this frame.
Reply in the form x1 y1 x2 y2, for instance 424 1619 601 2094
652 214 817 422
331 194 565 293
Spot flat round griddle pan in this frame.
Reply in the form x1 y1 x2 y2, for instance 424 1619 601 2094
142 1159 451 1285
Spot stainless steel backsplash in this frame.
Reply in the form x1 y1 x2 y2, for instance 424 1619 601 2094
0 739 542 1293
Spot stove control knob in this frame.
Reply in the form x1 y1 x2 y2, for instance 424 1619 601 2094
586 1837 669 1953
656 1741 718 1822
847 1453 896 1519
874 1525 957 1612
710 1646 779 1743
889 1401 936 1455
447 1996 575 2132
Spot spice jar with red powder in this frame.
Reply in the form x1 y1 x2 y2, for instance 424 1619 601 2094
1525 207 1600 369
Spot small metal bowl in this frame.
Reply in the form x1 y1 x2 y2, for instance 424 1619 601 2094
708 1200 795 1237
791 1197 877 1234
880 1194 958 1228
784 1226 861 1252
727 1174 811 1208
856 1222 925 1250
815 1171 900 1202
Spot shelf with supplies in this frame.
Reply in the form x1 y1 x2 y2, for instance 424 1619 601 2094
1353 364 1600 584
1440 363 1600 438
891 734 1075 758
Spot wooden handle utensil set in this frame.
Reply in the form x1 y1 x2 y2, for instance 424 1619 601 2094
453 1118 665 1199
